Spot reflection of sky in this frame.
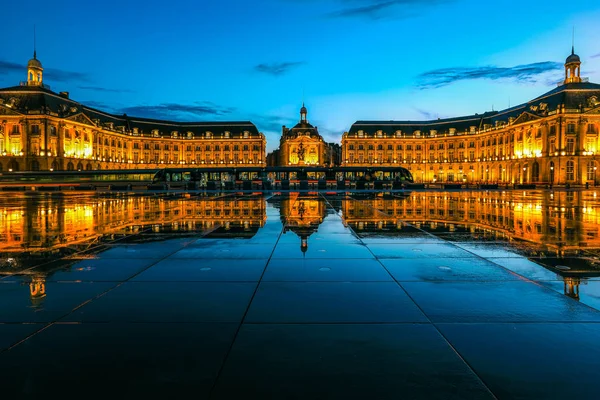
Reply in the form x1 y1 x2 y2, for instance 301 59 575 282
2 1 600 150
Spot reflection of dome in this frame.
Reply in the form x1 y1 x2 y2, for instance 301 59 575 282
300 236 308 253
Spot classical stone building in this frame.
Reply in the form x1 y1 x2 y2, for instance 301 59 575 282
342 49 600 185
277 104 331 166
0 53 266 172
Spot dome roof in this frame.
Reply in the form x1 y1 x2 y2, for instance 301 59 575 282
566 49 580 64
28 57 42 69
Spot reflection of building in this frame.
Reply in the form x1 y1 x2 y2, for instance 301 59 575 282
0 195 267 303
342 49 600 185
280 194 327 253
276 105 330 166
0 195 267 254
341 191 600 250
341 191 600 302
0 52 266 172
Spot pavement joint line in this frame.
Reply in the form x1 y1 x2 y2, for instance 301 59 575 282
0 193 242 353
321 193 500 400
207 194 296 397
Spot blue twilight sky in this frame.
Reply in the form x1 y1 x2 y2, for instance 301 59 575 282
1 0 600 151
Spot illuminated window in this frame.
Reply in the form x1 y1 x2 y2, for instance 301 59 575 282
566 161 575 180
567 124 576 134
566 138 575 153
587 162 596 181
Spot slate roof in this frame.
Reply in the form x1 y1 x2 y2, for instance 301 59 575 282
0 85 261 137
348 82 600 137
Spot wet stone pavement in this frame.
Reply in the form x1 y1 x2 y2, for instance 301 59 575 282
1 190 600 399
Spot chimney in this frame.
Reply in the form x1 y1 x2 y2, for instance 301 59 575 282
59 91 69 99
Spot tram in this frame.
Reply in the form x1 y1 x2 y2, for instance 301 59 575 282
0 166 413 191
151 166 414 190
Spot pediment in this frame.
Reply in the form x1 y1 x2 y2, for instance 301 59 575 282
584 104 600 114
65 112 96 126
0 104 24 116
511 112 540 126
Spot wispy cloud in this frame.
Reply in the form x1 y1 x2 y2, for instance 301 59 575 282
250 114 294 133
44 68 89 82
254 62 306 76
81 100 116 111
591 53 600 59
414 108 436 119
417 61 563 89
0 58 90 82
118 102 236 120
0 60 22 74
326 0 453 20
77 86 133 93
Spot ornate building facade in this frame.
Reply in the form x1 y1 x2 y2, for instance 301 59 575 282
0 53 266 172
3 48 600 186
342 49 600 185
276 104 331 166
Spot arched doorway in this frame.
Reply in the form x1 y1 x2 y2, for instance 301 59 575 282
67 162 74 171
8 160 19 172
76 162 84 171
51 160 60 171
86 163 92 171
30 160 40 171
549 161 555 184
0 163 3 172
531 161 540 182
499 165 504 182
96 164 101 170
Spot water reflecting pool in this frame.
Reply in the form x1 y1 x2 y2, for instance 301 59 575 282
1 190 600 398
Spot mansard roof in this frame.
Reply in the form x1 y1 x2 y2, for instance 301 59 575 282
0 84 261 137
349 81 600 138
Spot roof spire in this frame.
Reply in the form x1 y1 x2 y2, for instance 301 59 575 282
33 24 37 59
571 26 575 55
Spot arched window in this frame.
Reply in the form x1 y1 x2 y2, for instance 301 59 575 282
587 162 596 183
67 162 74 171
